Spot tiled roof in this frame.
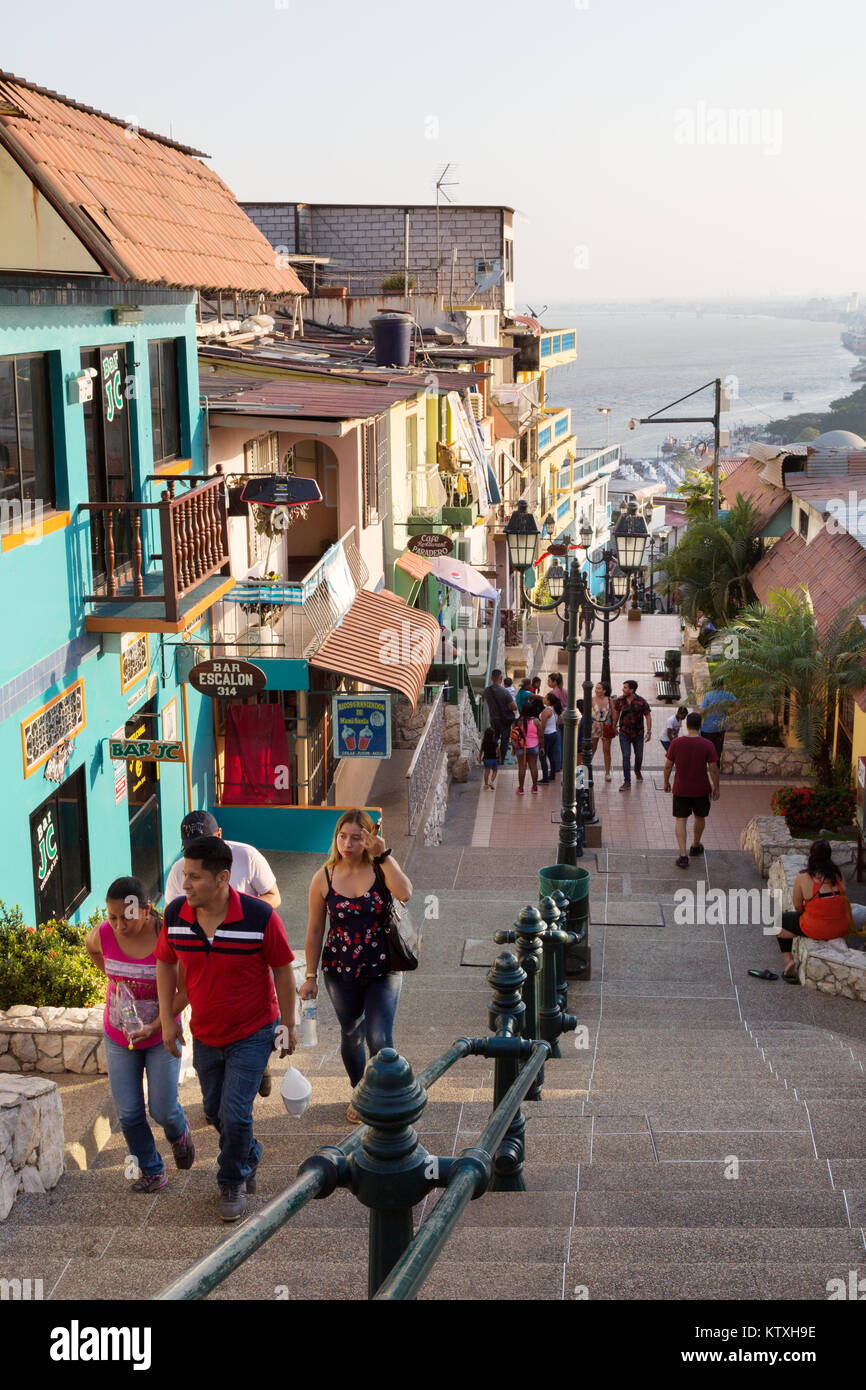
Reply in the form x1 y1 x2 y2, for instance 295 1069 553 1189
309 589 440 710
395 551 434 583
749 527 866 636
202 375 418 420
785 475 866 510
721 458 789 535
0 72 305 296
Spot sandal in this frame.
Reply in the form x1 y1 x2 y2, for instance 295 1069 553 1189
782 967 800 985
748 969 778 981
346 1104 361 1125
676 855 690 869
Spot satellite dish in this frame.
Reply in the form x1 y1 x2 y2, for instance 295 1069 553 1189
476 267 503 295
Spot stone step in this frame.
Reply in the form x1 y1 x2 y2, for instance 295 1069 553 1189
566 1225 866 1263
562 1260 866 1301
570 1190 848 1227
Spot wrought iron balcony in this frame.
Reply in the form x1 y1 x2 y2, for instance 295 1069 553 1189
81 474 233 633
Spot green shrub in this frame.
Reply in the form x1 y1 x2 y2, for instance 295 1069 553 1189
770 786 855 834
741 722 783 747
0 902 105 1010
381 273 414 292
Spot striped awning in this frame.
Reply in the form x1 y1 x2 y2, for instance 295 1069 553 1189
309 588 440 711
395 551 434 584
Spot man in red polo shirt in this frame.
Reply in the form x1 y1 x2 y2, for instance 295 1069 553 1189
663 711 720 869
156 837 298 1222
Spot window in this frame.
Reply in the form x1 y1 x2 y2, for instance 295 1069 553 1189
474 257 501 287
362 417 389 527
504 240 514 284
798 508 809 539
30 766 90 924
82 346 134 583
148 339 181 464
0 354 55 514
244 432 279 567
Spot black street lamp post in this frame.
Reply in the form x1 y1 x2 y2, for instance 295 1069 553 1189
504 502 649 867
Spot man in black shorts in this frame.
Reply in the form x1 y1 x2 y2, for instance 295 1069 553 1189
663 711 720 868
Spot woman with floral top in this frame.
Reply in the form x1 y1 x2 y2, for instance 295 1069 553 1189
301 809 413 1123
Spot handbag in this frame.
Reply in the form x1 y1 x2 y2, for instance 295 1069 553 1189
373 861 420 971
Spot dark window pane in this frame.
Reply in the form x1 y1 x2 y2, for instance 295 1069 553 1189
160 341 180 458
17 357 54 508
101 347 132 568
0 358 20 507
56 768 90 917
149 341 163 463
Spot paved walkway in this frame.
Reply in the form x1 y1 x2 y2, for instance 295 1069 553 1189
4 617 866 1301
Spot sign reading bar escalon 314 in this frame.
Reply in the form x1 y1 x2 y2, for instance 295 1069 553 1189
189 659 267 699
109 739 186 763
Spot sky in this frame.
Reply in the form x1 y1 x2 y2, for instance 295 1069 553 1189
5 0 866 302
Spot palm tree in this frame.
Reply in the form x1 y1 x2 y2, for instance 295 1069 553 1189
656 496 764 625
676 467 714 521
710 587 866 786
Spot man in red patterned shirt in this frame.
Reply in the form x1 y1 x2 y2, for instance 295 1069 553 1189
613 680 653 790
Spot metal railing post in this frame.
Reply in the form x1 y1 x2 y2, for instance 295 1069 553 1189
549 889 573 1013
346 1048 437 1298
494 905 545 1098
486 952 528 1192
538 896 577 1057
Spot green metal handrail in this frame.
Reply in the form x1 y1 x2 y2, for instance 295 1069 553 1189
373 1042 550 1301
153 1042 474 1301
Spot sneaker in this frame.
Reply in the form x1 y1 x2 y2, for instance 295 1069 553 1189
635 771 643 782
245 1164 258 1195
619 782 631 792
676 855 690 869
171 1123 196 1171
605 773 611 782
531 786 539 794
131 1171 167 1194
220 1185 247 1222
689 844 705 857
258 1067 272 1098
516 788 524 795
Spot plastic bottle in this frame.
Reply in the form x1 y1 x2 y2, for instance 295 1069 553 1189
117 981 143 1048
300 1000 318 1048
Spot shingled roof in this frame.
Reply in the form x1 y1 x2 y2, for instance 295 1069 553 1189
721 457 790 535
0 72 305 297
749 527 866 636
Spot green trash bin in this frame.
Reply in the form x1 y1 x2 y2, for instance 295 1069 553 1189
538 864 589 905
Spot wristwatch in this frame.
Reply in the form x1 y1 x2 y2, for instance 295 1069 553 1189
374 848 392 864
305 972 317 980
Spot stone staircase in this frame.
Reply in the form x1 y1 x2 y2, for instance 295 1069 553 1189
3 845 865 1301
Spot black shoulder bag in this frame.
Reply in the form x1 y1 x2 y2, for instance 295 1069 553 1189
373 861 420 972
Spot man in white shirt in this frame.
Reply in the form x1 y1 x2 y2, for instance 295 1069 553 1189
164 811 282 1095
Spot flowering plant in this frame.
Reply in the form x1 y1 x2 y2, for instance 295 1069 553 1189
0 902 103 1009
770 786 855 833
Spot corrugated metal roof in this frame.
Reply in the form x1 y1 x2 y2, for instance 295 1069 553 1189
786 475 866 508
309 589 439 710
750 527 866 637
202 375 418 419
0 72 306 297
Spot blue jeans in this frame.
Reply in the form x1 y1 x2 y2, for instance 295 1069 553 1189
104 1036 187 1178
324 972 403 1086
193 1020 277 1189
619 733 644 783
539 731 560 780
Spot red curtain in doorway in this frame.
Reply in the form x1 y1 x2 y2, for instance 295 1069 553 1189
222 703 293 805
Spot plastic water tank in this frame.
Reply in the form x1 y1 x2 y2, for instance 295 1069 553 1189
370 311 413 367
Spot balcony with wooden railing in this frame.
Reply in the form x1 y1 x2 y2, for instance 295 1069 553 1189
81 473 234 634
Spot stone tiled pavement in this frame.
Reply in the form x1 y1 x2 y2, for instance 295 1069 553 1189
3 617 866 1301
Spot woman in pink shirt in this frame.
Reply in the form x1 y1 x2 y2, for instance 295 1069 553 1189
514 697 544 794
85 876 194 1193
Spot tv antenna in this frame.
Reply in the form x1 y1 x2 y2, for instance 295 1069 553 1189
525 303 548 322
435 164 459 300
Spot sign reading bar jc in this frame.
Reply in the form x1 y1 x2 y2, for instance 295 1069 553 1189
109 739 186 763
189 660 267 699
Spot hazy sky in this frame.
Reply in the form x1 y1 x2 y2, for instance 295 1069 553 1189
5 0 865 301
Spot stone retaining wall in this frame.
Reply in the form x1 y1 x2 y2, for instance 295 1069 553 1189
722 738 811 779
742 816 858 881
0 1006 106 1075
420 750 450 847
0 1074 64 1219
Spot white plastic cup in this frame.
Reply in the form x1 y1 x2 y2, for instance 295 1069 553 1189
280 1065 312 1118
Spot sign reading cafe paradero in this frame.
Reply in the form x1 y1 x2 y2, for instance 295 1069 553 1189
407 533 453 558
189 660 267 699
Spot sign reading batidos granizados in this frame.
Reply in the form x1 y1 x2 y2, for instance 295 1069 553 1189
189 660 267 699
332 694 391 760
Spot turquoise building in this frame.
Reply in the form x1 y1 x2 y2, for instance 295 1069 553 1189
0 73 305 924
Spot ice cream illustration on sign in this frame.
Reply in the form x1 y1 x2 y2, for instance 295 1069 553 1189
343 727 356 751
358 726 372 751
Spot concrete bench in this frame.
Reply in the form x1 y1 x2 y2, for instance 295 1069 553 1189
0 1075 64 1220
792 936 866 1000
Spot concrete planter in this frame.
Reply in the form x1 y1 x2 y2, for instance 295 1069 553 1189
0 1006 107 1076
0 1074 64 1219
